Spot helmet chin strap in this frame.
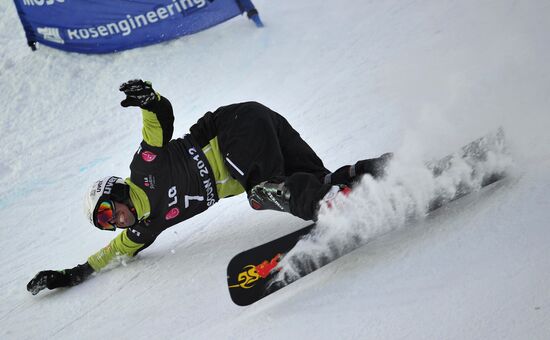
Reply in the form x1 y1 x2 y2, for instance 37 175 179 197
125 198 139 226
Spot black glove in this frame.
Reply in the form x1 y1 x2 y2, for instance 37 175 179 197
119 79 158 108
355 152 393 178
327 152 394 186
27 263 94 296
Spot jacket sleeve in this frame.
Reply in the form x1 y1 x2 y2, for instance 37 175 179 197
141 95 174 147
87 229 147 272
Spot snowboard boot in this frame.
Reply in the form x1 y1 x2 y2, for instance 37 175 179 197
325 152 393 186
248 181 291 213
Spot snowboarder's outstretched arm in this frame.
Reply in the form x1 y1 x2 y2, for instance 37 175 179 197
119 79 174 148
26 228 154 295
27 262 94 295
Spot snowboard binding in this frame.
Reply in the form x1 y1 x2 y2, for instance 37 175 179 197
248 181 291 213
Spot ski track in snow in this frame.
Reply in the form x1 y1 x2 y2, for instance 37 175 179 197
1 0 550 339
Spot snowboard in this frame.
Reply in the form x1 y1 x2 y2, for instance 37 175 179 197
227 129 507 306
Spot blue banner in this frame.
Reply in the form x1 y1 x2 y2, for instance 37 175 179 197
14 0 261 54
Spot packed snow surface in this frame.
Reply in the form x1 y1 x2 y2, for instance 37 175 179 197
1 0 549 339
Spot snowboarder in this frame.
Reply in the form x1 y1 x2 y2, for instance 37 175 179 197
27 79 391 295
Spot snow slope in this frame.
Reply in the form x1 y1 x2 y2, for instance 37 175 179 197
1 0 549 339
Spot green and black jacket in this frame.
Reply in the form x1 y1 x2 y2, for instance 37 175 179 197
87 95 245 271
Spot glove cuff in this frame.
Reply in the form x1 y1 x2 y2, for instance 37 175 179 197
64 262 95 286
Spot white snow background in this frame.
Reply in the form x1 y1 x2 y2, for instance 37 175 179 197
1 0 549 339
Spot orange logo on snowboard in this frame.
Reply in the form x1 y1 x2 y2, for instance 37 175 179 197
229 254 282 289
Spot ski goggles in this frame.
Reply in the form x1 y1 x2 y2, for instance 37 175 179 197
95 200 117 231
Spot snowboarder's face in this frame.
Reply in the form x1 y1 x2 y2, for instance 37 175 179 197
112 202 136 228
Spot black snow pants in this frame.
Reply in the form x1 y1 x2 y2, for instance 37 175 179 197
214 102 333 220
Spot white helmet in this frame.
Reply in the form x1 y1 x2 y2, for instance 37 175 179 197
84 176 128 230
